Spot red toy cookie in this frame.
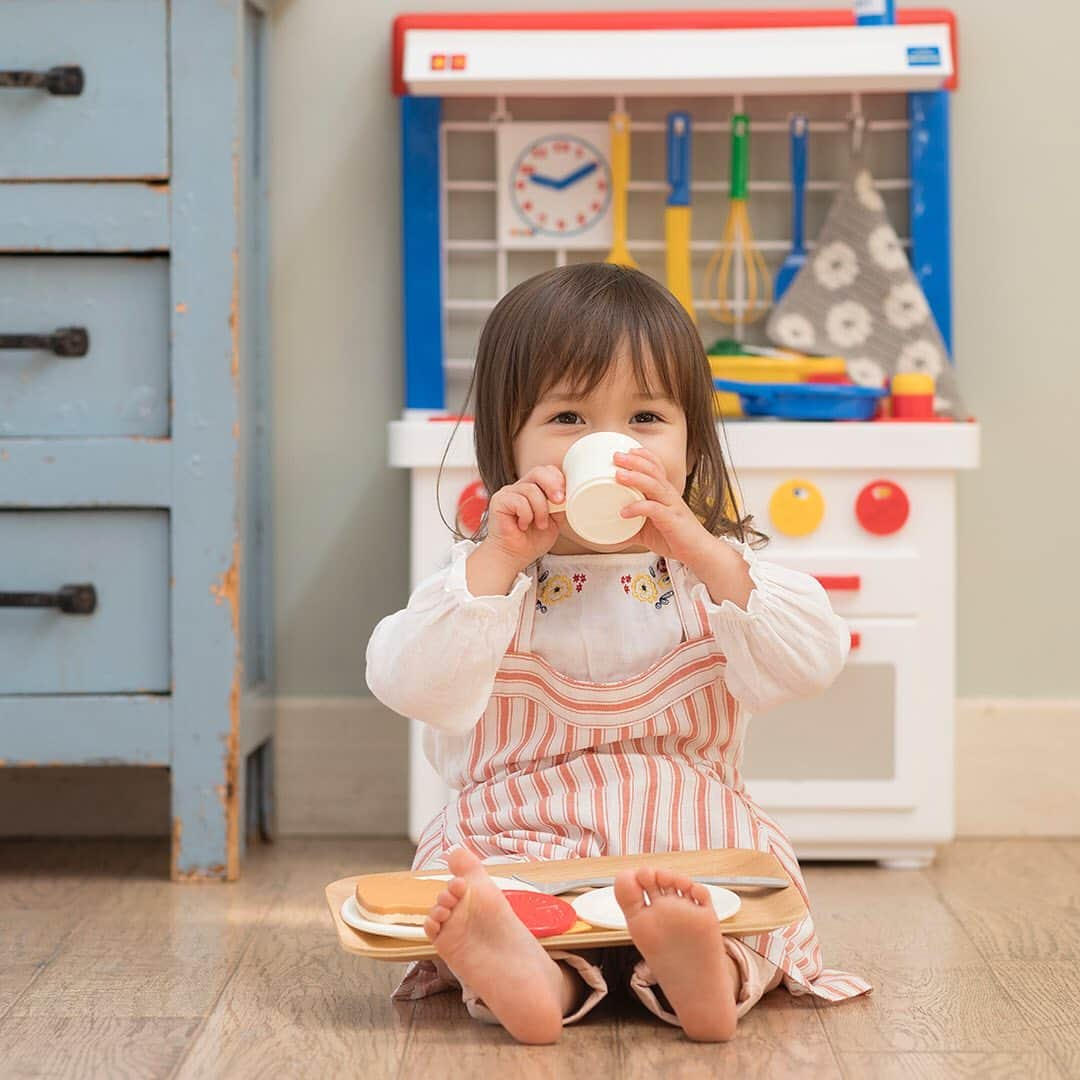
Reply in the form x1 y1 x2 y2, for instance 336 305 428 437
502 890 577 938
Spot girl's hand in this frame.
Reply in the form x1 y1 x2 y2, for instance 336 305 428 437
482 465 565 572
615 448 713 566
615 448 753 607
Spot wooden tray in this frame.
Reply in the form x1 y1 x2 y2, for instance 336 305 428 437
325 848 806 963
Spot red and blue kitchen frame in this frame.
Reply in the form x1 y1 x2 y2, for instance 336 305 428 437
396 9 957 411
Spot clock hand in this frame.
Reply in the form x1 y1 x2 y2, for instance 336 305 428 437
527 173 561 189
553 161 599 190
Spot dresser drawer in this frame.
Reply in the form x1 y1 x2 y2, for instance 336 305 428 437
0 0 167 179
0 257 169 437
767 551 921 618
0 510 169 693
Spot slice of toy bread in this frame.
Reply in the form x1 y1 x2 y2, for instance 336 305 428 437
355 876 446 926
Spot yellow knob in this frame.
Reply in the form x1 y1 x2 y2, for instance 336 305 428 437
769 478 825 538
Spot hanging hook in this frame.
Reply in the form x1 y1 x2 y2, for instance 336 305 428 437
848 110 867 158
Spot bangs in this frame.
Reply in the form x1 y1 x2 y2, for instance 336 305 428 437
507 267 695 432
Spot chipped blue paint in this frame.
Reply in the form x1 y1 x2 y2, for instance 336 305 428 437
0 257 170 436
168 0 273 880
0 0 168 179
0 183 169 252
0 698 170 765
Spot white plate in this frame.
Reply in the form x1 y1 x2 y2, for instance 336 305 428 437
341 875 541 941
571 884 741 931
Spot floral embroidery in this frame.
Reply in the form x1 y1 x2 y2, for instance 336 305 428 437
572 572 587 593
535 569 574 614
625 558 674 610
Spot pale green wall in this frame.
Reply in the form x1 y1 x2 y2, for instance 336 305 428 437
270 0 1080 700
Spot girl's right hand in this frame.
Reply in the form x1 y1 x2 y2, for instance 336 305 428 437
482 465 565 571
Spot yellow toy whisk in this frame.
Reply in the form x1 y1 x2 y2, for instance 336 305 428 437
704 113 771 327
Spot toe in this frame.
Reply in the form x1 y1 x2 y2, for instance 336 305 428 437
447 846 482 878
423 916 441 942
634 866 659 904
669 872 695 896
655 868 676 895
689 882 712 906
447 877 469 901
614 869 649 919
435 888 459 911
429 903 452 924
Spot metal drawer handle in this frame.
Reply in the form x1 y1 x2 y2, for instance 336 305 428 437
0 327 89 357
814 574 861 592
0 584 97 615
0 66 84 96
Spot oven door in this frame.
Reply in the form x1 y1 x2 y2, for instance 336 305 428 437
742 618 919 812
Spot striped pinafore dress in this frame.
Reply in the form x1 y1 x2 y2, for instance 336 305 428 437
399 556 871 1006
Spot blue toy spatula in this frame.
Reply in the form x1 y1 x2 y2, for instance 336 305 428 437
774 115 808 302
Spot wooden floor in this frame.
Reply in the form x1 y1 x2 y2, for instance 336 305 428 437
1 837 1078 1079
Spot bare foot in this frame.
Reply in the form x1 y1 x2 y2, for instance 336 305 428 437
424 848 567 1044
615 867 739 1041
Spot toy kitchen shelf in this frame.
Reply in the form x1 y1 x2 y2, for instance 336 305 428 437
389 8 979 868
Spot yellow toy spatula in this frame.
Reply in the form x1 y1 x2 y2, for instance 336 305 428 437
604 112 638 268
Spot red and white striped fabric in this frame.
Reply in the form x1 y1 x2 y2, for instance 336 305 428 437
395 560 871 1005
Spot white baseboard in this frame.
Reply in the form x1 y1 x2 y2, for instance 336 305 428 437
955 698 1080 837
275 696 408 835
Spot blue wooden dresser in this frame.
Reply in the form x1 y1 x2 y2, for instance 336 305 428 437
0 0 274 880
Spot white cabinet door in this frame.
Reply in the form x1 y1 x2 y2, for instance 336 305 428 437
743 618 920 811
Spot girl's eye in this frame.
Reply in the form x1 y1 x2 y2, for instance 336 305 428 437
632 411 662 423
552 411 584 425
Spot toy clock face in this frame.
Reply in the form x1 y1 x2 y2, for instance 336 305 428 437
496 123 613 249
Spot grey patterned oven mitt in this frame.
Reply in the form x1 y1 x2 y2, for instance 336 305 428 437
766 167 963 417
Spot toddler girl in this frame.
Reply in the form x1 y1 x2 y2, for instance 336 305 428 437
366 263 870 1044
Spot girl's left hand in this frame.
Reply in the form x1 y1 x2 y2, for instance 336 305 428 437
614 448 715 569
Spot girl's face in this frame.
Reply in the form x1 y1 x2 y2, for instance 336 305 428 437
513 351 691 555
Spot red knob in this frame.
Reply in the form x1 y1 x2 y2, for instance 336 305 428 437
456 479 488 536
856 480 910 536
849 631 862 650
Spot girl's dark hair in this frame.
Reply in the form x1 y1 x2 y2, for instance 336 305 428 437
440 262 765 547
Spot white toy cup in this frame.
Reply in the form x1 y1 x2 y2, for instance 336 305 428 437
548 431 645 546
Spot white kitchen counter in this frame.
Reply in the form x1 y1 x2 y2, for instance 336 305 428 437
390 418 980 471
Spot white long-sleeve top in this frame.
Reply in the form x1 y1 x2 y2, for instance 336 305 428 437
366 539 849 735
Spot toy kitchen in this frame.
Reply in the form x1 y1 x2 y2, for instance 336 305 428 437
387 4 979 869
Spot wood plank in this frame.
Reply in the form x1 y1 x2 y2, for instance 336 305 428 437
401 980 620 1080
0 184 169 252
800 862 983 971
175 838 417 1078
837 1051 1065 1079
1035 1026 1080 1080
0 439 172 508
0 699 170 766
0 841 158 1019
0 1017 198 1080
987 961 1080 1032
328 849 804 963
804 856 1036 1054
6 840 288 1019
927 840 1080 961
619 988 842 1079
